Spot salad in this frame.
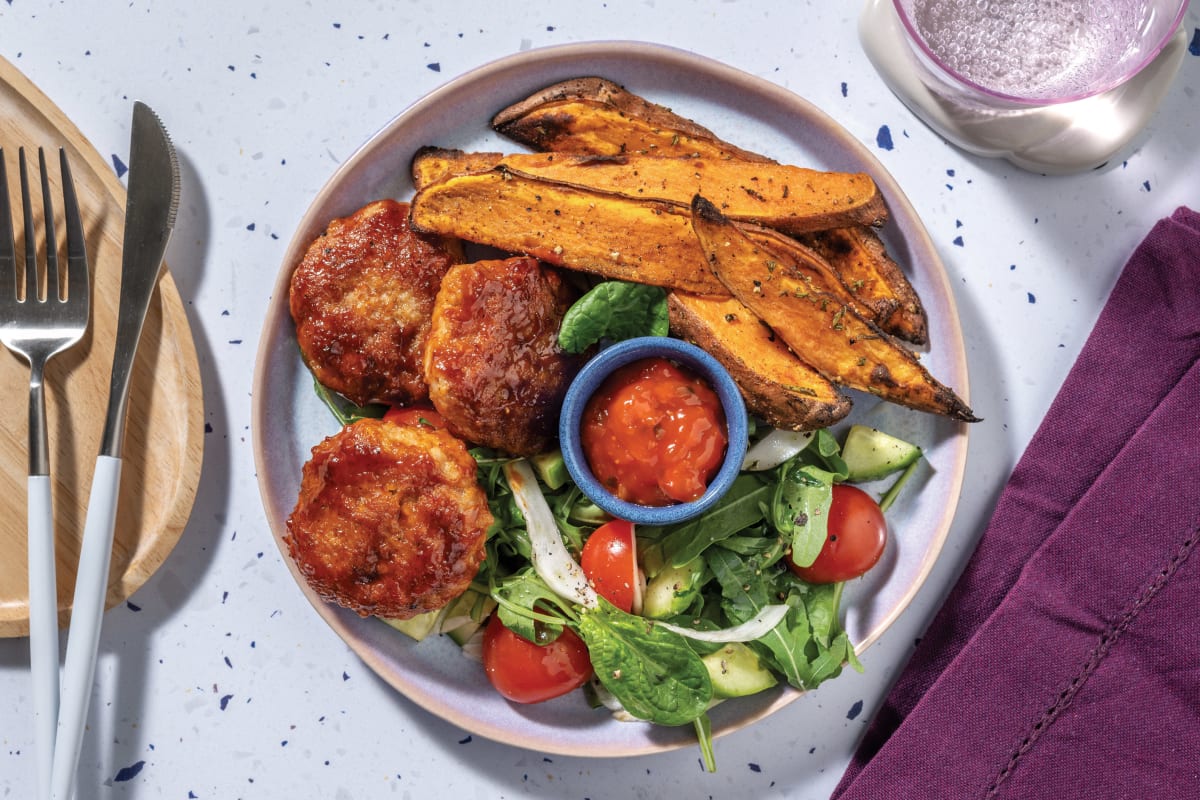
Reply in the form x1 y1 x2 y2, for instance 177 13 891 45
313 282 923 771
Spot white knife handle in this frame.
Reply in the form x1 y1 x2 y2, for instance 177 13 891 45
51 455 122 800
28 475 59 800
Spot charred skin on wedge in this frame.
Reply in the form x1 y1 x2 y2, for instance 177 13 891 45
492 76 768 162
691 195 976 422
667 291 852 431
800 226 927 345
411 146 504 190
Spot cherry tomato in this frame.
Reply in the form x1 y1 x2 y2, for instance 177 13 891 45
580 519 639 613
383 405 445 430
788 484 886 584
481 615 593 703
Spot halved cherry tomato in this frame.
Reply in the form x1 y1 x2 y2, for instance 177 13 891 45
788 484 886 584
382 405 445 430
481 615 593 703
580 519 639 613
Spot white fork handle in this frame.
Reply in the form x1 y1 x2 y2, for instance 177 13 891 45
50 455 122 800
28 475 59 800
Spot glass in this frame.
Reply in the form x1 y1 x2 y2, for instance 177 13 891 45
859 0 1191 172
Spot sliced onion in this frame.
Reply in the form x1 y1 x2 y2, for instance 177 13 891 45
741 429 814 471
655 604 790 644
504 460 599 609
631 565 647 618
590 676 625 712
626 523 646 617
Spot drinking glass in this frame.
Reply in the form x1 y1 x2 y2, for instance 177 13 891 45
859 0 1191 172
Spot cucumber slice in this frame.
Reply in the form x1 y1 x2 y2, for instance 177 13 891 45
380 587 496 644
446 619 483 647
440 590 497 645
530 450 570 490
842 424 922 482
702 642 778 699
641 558 704 619
380 610 441 642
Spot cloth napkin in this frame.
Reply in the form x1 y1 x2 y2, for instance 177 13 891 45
833 206 1200 800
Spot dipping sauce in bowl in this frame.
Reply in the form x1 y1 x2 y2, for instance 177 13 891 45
580 357 727 506
559 336 747 526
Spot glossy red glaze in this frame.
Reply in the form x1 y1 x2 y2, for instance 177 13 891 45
580 357 727 506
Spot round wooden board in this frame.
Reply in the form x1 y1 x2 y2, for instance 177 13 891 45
0 56 204 637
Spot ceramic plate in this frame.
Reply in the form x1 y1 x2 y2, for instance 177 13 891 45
252 41 970 756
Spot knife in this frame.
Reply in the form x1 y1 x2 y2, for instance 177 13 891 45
50 101 180 800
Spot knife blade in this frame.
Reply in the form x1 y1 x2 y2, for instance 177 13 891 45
50 101 180 800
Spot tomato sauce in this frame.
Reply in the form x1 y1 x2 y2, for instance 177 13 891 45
580 357 728 506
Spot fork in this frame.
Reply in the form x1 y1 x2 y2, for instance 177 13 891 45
0 147 90 800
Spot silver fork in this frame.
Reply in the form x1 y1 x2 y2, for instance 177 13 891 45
0 147 90 800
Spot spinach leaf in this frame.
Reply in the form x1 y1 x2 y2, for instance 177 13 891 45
706 546 813 689
657 474 769 567
798 579 839 648
810 428 850 478
808 631 851 684
578 599 712 726
694 714 717 773
762 428 850 568
558 281 669 353
476 455 531 571
311 375 385 426
490 569 574 641
771 460 836 569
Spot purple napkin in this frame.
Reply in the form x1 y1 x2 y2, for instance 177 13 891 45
833 206 1200 799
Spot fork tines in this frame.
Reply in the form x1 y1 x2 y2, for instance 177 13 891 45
0 147 88 310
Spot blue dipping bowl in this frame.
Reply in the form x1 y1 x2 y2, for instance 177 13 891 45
558 336 748 526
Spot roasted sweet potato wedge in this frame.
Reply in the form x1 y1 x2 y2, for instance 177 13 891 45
740 226 881 322
491 78 933 342
668 291 851 431
492 77 768 162
691 195 976 422
800 227 928 345
409 168 726 295
411 146 503 190
412 147 886 233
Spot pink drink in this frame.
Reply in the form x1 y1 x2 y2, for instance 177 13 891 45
900 0 1166 101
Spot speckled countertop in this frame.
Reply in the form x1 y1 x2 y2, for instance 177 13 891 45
1 3 1197 798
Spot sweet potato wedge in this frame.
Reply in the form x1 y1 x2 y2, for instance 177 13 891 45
409 168 726 295
800 227 928 345
411 146 503 190
412 147 887 233
491 78 934 341
691 195 976 422
668 291 851 431
740 226 882 323
492 77 768 162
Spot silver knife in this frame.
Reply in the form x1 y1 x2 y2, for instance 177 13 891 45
50 101 180 800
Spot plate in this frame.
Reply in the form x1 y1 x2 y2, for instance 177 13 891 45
0 56 205 636
252 41 970 756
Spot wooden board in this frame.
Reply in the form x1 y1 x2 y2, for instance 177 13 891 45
0 56 204 636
